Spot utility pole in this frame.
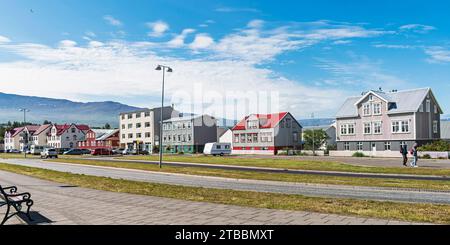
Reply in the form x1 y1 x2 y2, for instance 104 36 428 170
311 112 315 156
19 108 30 158
155 65 173 168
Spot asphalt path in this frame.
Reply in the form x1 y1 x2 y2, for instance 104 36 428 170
79 157 450 181
1 158 450 205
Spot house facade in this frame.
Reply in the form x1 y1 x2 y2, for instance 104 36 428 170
335 88 443 156
232 112 302 155
31 124 52 147
4 126 41 152
162 115 217 153
78 129 120 150
119 106 179 152
47 124 90 149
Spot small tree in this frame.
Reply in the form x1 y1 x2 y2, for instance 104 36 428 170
104 123 111 129
43 120 52 125
303 129 329 151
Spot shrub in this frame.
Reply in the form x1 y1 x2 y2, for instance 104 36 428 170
177 151 184 155
352 152 366 158
418 140 450 152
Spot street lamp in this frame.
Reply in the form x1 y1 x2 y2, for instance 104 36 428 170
19 108 30 158
155 65 173 168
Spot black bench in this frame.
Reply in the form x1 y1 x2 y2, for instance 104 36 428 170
0 185 34 225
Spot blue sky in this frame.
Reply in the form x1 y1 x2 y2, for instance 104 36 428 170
0 0 449 120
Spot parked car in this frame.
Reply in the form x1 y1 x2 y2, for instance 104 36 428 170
122 148 133 155
131 149 149 155
63 149 87 155
8 149 20 154
80 149 92 155
30 145 45 155
40 148 58 159
112 148 125 155
91 148 113 156
203 143 232 156
57 148 71 154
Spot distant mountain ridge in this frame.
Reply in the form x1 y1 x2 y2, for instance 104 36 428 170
299 118 335 127
0 92 142 127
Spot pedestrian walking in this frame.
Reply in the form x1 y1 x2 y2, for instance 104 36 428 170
400 144 408 166
410 143 419 168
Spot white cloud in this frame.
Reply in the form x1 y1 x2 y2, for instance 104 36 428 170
373 44 415 49
189 34 214 49
333 40 352 45
424 47 450 63
247 20 264 29
167 29 196 48
0 39 347 119
400 24 436 33
103 15 123 27
85 31 96 38
59 40 77 47
147 20 170 37
215 7 260 13
0 35 11 43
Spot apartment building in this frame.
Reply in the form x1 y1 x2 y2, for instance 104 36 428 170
232 112 302 155
78 129 120 150
119 106 179 152
335 88 443 156
47 124 90 149
162 115 217 153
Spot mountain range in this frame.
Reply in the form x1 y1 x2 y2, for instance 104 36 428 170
0 92 141 127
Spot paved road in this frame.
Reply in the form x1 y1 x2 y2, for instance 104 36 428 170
2 158 450 204
83 157 450 181
233 155 450 169
0 170 423 225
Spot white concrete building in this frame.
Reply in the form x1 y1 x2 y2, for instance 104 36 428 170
119 106 179 152
47 124 90 149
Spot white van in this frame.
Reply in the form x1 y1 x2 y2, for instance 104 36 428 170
30 145 45 155
203 143 232 156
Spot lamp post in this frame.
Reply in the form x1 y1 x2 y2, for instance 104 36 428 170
19 108 30 158
311 113 315 156
155 65 173 168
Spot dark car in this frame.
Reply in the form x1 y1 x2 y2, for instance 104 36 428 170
63 149 86 155
57 148 71 154
91 148 113 156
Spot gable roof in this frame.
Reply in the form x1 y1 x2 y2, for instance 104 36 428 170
232 112 301 130
33 124 51 136
49 124 90 136
90 129 119 141
10 127 25 137
336 88 443 118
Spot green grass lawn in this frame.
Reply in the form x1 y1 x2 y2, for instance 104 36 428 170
0 162 448 224
122 155 450 176
48 158 450 191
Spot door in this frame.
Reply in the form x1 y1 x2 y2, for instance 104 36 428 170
372 143 377 152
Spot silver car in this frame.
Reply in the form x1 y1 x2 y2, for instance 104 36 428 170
40 148 58 159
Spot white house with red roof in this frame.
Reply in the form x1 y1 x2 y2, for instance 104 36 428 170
4 127 25 152
47 123 90 149
231 112 302 155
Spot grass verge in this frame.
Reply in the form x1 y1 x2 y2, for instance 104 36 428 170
48 159 450 191
0 162 449 224
122 155 450 176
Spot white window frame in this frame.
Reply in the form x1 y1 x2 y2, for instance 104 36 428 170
363 122 372 135
372 103 382 115
433 121 438 134
357 142 363 151
363 103 371 116
384 142 391 151
392 120 410 134
344 142 350 151
426 99 431 113
373 121 382 135
434 105 438 114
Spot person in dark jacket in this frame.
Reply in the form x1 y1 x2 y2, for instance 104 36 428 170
410 143 419 168
400 144 408 167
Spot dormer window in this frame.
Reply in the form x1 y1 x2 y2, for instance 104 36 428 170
363 104 371 116
373 103 382 115
247 120 259 129
369 95 373 101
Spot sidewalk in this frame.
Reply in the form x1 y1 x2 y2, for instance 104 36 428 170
0 170 424 225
